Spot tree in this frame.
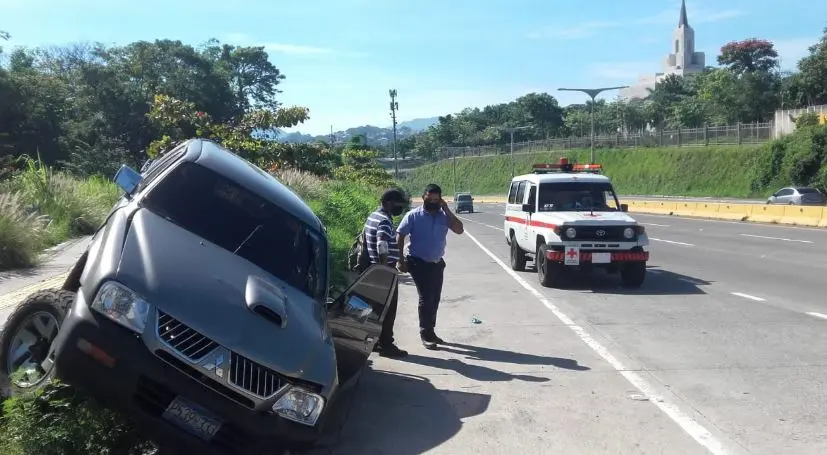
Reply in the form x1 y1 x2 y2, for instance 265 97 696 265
718 39 779 75
796 28 827 106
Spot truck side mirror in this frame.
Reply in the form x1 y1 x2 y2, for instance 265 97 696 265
620 204 629 212
521 203 535 213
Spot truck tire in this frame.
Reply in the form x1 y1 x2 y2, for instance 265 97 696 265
509 234 527 271
620 261 646 288
537 244 562 288
0 289 75 398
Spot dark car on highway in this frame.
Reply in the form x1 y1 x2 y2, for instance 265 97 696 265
0 139 398 455
454 192 475 213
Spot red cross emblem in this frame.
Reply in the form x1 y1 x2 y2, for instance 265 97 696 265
566 248 578 259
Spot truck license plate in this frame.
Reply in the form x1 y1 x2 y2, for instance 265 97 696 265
591 253 611 264
162 396 222 441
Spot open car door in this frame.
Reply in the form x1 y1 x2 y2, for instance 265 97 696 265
327 264 398 386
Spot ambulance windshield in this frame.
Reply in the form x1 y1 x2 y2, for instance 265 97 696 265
537 182 620 212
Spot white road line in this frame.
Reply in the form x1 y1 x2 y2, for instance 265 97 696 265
636 212 827 232
806 312 827 321
730 292 766 302
739 233 813 244
641 222 671 227
650 238 695 247
457 216 502 231
463 230 731 455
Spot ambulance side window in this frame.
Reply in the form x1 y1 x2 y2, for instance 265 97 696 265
515 181 526 204
527 185 537 208
508 181 519 203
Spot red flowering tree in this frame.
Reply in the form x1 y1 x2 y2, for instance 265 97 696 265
717 38 779 75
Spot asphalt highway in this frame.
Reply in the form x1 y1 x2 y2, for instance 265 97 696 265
2 208 826 454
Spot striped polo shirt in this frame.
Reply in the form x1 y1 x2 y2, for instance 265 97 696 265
364 207 400 267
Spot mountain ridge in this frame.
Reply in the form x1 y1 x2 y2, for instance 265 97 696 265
278 116 439 144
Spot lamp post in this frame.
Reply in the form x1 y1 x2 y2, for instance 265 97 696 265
503 126 531 178
389 89 399 179
558 86 628 163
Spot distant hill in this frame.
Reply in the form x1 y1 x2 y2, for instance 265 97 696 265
278 116 439 144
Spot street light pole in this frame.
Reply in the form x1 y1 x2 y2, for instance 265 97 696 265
503 126 531 178
558 86 628 163
389 89 399 179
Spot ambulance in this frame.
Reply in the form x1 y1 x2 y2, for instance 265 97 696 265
503 158 649 288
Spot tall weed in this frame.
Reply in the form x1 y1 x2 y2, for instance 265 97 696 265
0 192 49 269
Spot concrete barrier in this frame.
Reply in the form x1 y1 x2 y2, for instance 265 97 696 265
472 196 826 228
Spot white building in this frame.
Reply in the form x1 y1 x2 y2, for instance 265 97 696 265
619 0 706 101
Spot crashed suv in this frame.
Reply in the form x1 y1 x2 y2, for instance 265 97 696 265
0 139 398 455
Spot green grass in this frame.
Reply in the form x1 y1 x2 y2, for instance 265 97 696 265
0 165 384 454
0 156 122 270
403 145 772 199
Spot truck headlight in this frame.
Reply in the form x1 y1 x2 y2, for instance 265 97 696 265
90 281 150 334
565 227 577 239
623 227 635 239
272 387 325 426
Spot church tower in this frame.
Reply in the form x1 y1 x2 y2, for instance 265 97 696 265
662 0 705 76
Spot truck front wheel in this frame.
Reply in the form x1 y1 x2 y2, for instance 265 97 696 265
537 244 563 288
620 261 646 288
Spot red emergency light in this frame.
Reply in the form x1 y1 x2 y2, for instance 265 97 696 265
531 158 603 174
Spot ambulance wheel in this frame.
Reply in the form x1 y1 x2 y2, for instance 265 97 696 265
620 261 646 288
537 244 562 288
509 234 527 271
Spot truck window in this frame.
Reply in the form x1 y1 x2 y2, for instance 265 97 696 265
537 181 619 212
141 161 328 301
527 185 536 207
515 181 527 204
508 182 519 203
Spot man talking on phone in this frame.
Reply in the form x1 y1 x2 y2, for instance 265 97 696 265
397 184 464 350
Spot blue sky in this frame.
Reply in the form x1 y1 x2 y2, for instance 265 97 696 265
2 0 825 135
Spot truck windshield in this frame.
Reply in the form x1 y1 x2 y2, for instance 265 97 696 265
537 182 620 212
141 161 327 301
457 195 472 201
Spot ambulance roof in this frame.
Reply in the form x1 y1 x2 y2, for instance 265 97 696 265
512 172 612 184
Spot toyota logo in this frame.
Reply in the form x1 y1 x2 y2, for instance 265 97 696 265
596 229 606 237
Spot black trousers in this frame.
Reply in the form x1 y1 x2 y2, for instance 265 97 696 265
378 281 399 346
406 255 446 337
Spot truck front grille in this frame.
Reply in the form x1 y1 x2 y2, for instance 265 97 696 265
569 225 633 242
229 352 285 398
157 311 219 361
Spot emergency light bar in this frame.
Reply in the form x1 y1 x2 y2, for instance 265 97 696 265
531 158 603 174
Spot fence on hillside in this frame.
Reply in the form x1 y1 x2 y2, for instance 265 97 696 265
438 122 772 161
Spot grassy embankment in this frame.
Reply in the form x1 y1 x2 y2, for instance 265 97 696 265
0 161 381 454
403 145 783 199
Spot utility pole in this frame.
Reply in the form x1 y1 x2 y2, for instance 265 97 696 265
558 86 628 163
389 89 399 179
503 126 531 178
329 125 334 144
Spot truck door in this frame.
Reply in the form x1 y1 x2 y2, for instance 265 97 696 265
513 181 528 248
524 184 537 244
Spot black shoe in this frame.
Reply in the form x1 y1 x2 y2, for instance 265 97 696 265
432 333 445 344
421 332 438 350
377 343 408 358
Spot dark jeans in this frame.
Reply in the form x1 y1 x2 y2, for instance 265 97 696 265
378 283 399 346
406 255 446 337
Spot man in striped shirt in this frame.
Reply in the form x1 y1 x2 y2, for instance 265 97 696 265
364 188 409 358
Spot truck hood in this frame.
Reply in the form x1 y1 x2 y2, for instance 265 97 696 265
115 209 330 379
541 211 638 225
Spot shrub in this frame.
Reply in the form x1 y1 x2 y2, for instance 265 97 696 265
0 192 49 269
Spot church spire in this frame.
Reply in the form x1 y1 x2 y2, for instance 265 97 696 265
678 0 689 27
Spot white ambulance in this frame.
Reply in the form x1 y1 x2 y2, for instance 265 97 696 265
503 158 649 288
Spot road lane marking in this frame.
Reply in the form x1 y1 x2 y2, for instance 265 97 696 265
636 212 827 232
650 238 695 247
641 223 671 227
457 216 502 231
739 234 813 244
806 312 827 321
730 292 766 302
463 230 731 455
0 273 69 310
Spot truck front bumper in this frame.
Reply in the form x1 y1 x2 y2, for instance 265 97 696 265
545 248 649 264
50 295 325 455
